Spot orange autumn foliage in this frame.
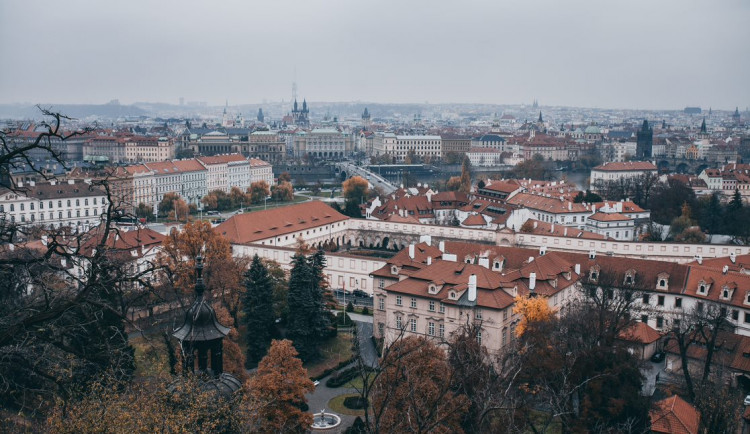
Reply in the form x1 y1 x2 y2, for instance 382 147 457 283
513 295 555 337
213 303 248 383
247 339 314 433
371 336 468 433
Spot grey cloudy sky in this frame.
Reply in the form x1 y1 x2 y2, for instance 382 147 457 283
1 0 748 110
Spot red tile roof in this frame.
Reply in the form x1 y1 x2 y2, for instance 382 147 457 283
215 201 348 245
618 321 661 344
649 395 700 434
592 161 658 172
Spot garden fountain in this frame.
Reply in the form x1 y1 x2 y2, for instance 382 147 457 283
311 408 341 430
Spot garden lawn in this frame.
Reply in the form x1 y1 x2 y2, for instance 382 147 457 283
303 332 355 379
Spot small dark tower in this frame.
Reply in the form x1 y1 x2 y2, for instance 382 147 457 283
636 120 653 159
734 107 742 125
538 111 543 123
362 107 371 130
700 117 707 134
257 108 264 123
173 255 230 376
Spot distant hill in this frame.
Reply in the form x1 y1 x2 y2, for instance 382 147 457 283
0 103 147 120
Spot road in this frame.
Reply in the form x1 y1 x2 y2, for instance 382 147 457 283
338 162 397 194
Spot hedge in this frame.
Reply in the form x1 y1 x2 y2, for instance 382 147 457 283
325 366 360 388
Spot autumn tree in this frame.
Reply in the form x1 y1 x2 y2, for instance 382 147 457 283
248 181 270 205
47 376 255 433
247 339 314 433
286 251 330 361
0 109 165 415
459 156 472 193
343 175 369 203
157 192 182 218
271 180 294 202
243 255 275 366
445 176 462 192
370 336 468 433
513 294 554 337
157 220 245 322
213 303 249 382
229 186 247 209
278 171 292 183
135 202 155 222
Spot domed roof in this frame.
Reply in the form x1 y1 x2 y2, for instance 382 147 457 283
172 296 230 342
584 126 601 134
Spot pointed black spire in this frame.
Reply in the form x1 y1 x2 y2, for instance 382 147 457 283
538 111 543 123
293 99 298 112
302 99 308 112
700 117 707 133
257 108 264 123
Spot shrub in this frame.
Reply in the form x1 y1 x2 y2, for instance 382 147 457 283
325 366 360 388
335 312 353 327
346 301 355 312
343 396 368 410
345 416 367 434
361 306 369 315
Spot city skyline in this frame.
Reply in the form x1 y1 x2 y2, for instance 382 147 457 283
1 0 748 110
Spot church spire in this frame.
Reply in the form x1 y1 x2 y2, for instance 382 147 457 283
700 117 707 133
538 111 543 123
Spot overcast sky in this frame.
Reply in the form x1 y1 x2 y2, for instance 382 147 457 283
1 0 748 110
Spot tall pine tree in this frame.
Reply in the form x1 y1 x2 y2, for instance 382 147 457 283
243 255 275 366
286 251 330 361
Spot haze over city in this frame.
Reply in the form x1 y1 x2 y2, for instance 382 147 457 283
1 0 748 110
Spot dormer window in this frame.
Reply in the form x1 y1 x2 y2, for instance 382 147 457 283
745 292 750 305
449 291 457 300
624 269 636 286
697 281 708 295
659 279 666 287
391 265 398 275
589 268 599 282
493 260 501 270
428 284 438 294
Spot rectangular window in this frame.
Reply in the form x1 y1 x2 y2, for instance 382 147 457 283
641 314 648 324
410 298 417 308
396 295 402 306
502 328 507 346
429 300 435 312
438 323 445 338
675 298 682 308
428 322 435 336
503 309 508 321
477 331 482 345
439 303 445 313
673 318 680 328
410 318 417 332
378 298 385 311
733 310 739 321
475 310 482 320
379 279 385 289
745 312 750 324
396 315 402 329
642 294 650 304
657 295 665 306
656 317 664 328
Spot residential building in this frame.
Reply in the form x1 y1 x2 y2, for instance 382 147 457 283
590 161 658 193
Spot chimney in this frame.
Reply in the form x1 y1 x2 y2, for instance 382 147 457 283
419 234 432 246
550 224 555 233
468 274 477 302
438 241 445 252
564 227 568 236
478 257 489 268
539 246 547 255
533 221 538 229
592 205 596 213
443 253 457 262
50 180 56 185
568 202 572 211
528 256 534 263
723 265 729 274
29 181 35 187
529 272 537 291
574 263 581 275
694 255 703 265
408 243 415 259
427 256 432 265
68 179 74 185
730 252 737 264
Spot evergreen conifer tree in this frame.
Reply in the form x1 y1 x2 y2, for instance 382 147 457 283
242 255 275 365
287 251 330 361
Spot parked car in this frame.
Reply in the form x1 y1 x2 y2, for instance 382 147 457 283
206 210 219 216
650 351 665 363
352 289 369 298
744 395 750 406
